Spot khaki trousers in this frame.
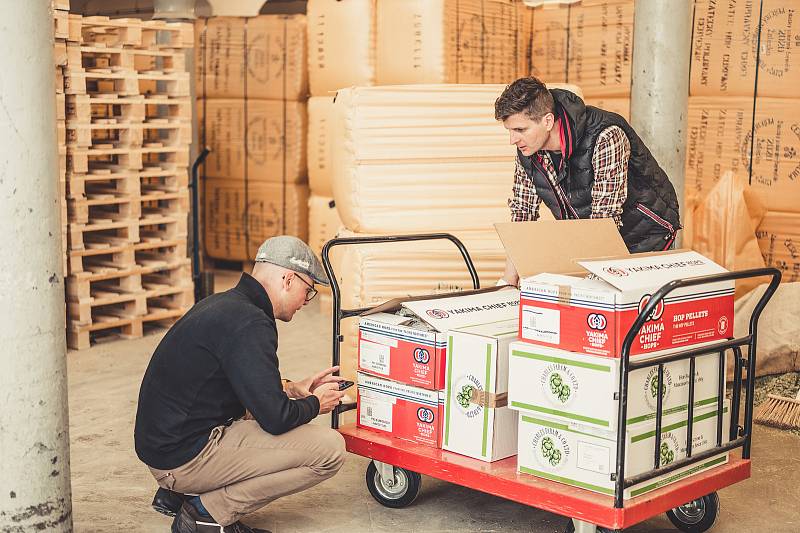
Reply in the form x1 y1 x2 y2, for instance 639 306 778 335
149 420 346 526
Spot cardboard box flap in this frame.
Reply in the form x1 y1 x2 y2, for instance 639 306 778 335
494 219 628 278
400 288 520 332
578 251 729 292
361 286 509 317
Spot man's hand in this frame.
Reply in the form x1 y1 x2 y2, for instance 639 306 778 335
289 366 344 399
313 382 346 414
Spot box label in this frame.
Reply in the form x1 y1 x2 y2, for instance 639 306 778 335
577 441 610 475
521 305 560 344
359 395 393 432
359 339 391 375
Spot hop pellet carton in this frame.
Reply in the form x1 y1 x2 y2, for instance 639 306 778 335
357 372 445 448
517 400 731 499
495 220 735 358
358 287 520 390
507 340 724 431
442 319 519 462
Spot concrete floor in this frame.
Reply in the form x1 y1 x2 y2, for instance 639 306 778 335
68 271 800 532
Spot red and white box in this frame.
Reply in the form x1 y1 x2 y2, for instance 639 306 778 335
358 287 519 390
519 251 734 357
356 372 445 448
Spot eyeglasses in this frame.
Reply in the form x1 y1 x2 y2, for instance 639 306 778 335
292 274 318 302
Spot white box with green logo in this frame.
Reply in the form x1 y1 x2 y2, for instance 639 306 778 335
507 341 724 431
517 401 730 499
442 319 519 462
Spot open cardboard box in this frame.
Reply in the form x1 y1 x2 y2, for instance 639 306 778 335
495 220 735 358
357 286 520 390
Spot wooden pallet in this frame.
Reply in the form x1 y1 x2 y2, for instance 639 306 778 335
141 145 190 168
66 44 186 73
135 238 187 267
67 218 139 251
138 214 188 242
67 94 146 123
64 68 139 96
67 315 143 350
140 165 189 193
67 194 141 225
80 17 144 48
138 72 190 98
54 9 70 40
66 120 189 149
68 242 136 275
67 168 139 198
67 146 143 174
139 21 193 50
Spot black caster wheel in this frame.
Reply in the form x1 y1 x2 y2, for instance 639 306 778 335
665 492 720 533
563 519 618 533
365 461 421 508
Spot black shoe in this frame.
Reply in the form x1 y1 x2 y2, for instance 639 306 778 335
153 487 189 517
171 501 271 533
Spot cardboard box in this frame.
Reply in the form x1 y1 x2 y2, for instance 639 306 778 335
756 211 800 283
507 340 724 431
307 96 335 196
517 401 730 499
690 1 800 98
197 98 307 183
442 319 519 462
584 97 630 122
204 179 308 261
358 287 520 390
357 372 445 448
531 0 634 97
195 16 308 101
497 220 735 357
684 96 800 212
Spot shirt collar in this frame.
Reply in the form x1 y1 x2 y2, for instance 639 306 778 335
235 272 275 318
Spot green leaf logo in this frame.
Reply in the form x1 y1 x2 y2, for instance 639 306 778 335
549 373 571 403
541 436 563 467
456 384 473 409
659 441 675 466
650 375 667 399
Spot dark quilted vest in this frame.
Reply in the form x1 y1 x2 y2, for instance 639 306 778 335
518 89 681 253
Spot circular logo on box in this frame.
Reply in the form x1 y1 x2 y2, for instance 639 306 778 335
659 433 681 466
717 315 730 335
417 407 435 424
454 375 483 419
532 428 570 471
638 294 665 321
643 367 673 411
413 347 430 364
426 309 449 319
587 313 608 330
603 266 628 277
541 364 579 406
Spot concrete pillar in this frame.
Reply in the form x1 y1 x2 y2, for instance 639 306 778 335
630 0 693 241
0 1 73 531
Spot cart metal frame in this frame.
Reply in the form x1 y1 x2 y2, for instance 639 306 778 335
321 233 781 532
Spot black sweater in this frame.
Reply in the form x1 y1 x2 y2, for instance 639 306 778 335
134 273 320 470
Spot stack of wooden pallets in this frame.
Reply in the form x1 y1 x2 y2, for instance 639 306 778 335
62 15 195 349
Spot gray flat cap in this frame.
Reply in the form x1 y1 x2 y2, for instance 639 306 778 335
254 236 330 286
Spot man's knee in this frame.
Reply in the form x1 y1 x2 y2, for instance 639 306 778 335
310 426 346 475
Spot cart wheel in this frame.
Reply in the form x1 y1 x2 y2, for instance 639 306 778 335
665 492 720 532
563 519 618 533
365 461 421 508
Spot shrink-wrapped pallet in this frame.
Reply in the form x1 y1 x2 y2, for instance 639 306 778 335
756 211 800 284
197 98 307 183
330 84 581 233
195 15 308 101
375 0 521 84
307 96 336 196
307 0 376 95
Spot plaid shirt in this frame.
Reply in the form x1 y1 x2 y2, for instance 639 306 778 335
509 125 631 226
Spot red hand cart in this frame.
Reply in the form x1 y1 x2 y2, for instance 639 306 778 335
321 233 781 533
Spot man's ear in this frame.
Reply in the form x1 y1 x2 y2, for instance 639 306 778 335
281 273 293 292
544 112 555 131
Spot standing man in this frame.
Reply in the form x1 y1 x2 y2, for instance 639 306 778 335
135 236 347 533
495 77 681 286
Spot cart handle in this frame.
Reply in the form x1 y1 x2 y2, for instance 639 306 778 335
613 267 781 509
320 233 480 429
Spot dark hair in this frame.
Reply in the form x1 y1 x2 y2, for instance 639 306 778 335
494 77 555 122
